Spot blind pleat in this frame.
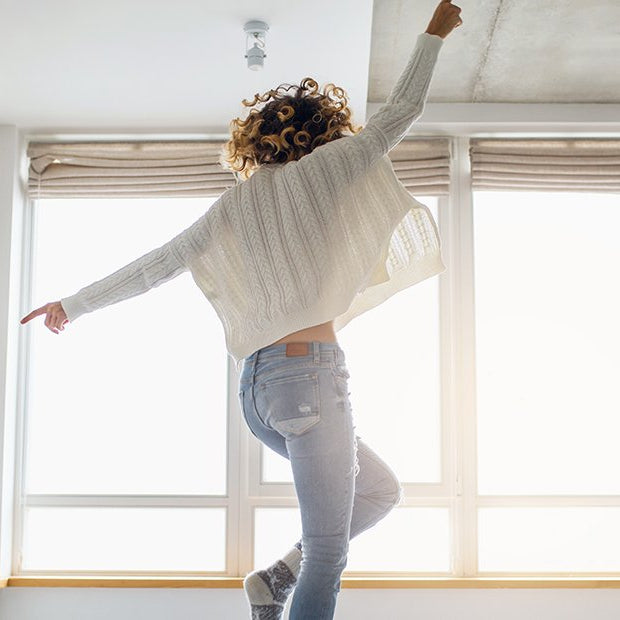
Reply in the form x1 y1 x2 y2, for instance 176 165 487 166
470 139 620 193
27 141 235 199
388 137 451 195
27 136 451 199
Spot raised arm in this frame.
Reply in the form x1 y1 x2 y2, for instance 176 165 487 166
294 1 462 174
360 31 444 159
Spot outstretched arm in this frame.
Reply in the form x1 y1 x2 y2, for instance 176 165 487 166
58 237 189 323
20 200 219 331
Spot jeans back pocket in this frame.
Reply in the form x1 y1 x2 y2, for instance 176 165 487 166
257 372 320 438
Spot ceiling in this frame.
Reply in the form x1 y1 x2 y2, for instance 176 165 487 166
0 0 374 131
369 0 620 104
0 0 617 133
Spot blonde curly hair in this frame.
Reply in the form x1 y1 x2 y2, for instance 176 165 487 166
220 77 363 181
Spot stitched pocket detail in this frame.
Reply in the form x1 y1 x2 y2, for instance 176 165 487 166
259 373 320 437
259 372 317 388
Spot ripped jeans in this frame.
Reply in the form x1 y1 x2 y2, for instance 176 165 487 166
238 341 403 620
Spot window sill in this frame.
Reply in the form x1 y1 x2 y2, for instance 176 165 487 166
3 577 620 589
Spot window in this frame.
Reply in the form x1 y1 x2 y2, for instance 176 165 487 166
23 197 228 573
473 190 620 573
18 143 620 578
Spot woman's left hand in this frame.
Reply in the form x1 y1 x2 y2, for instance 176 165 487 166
20 301 68 334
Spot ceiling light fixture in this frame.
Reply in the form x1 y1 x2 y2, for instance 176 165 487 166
244 20 269 71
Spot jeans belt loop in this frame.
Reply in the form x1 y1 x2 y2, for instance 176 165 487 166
313 341 320 364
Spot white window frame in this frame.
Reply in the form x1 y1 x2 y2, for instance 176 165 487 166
8 110 620 579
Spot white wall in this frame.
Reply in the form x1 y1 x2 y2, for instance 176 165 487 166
0 125 25 583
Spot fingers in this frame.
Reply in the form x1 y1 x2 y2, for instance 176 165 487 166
48 310 65 334
20 305 47 325
44 312 56 334
20 302 65 334
44 311 61 334
451 3 462 28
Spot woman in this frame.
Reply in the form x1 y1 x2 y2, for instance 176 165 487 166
21 2 462 618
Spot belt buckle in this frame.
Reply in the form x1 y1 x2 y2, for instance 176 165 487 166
285 342 309 357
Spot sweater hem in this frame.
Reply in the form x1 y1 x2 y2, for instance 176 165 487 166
228 251 446 372
334 251 447 333
228 295 358 373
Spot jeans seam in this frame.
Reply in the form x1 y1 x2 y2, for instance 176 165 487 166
351 501 396 537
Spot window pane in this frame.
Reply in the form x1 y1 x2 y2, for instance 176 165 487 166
474 192 620 495
338 200 442 484
262 200 442 484
262 447 292 483
254 506 450 573
254 508 301 569
28 198 227 495
346 507 450 572
22 507 226 571
479 507 620 572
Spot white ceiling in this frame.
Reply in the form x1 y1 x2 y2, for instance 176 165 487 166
1 0 617 133
0 0 374 131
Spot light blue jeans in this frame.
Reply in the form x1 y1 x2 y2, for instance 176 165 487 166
238 341 403 619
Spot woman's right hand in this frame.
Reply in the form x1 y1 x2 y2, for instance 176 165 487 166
425 0 463 39
20 301 68 334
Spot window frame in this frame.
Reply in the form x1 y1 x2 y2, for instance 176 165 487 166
10 127 620 582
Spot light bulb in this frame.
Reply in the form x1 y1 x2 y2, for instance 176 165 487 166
246 43 265 71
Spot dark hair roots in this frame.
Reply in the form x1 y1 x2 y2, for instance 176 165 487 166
219 77 363 180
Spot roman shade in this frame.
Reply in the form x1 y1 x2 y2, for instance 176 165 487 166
389 137 451 196
26 141 235 199
26 137 451 199
470 138 620 194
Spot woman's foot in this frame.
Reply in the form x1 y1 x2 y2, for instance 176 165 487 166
243 545 301 619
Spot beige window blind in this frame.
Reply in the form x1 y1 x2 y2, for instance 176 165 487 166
470 138 620 194
26 141 235 199
26 137 451 199
389 137 451 196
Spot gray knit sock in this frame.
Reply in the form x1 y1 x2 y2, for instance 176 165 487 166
243 544 302 619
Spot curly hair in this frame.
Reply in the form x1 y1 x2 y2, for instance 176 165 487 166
219 77 363 181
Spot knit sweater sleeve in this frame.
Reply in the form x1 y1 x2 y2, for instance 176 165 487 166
59 207 214 323
364 31 444 155
296 31 444 175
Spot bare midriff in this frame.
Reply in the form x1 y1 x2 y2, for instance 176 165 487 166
269 319 338 346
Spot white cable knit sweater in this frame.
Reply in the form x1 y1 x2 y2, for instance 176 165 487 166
60 32 447 371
